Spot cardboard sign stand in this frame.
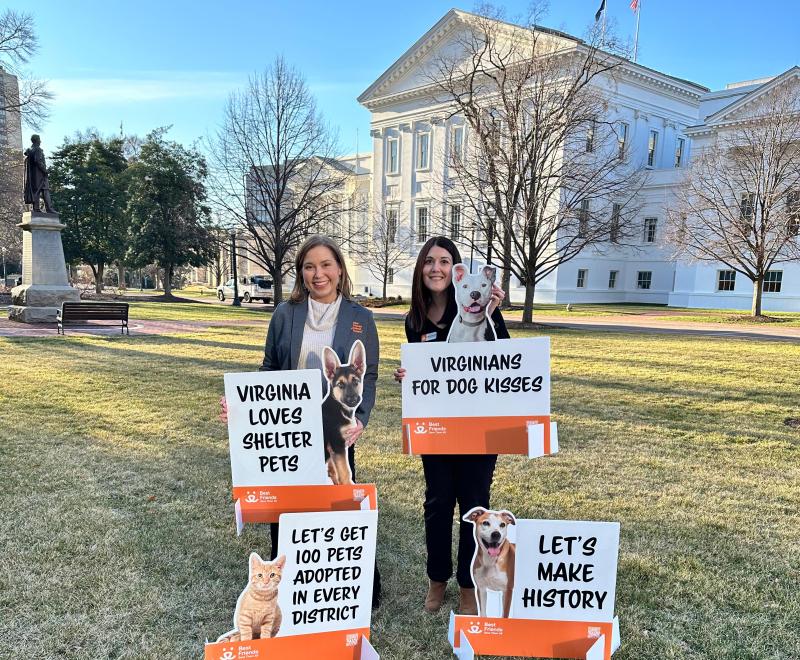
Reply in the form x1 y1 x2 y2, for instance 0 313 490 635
233 484 378 535
204 628 379 660
448 612 621 660
403 419 559 457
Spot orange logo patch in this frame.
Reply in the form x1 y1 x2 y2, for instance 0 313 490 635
352 322 363 333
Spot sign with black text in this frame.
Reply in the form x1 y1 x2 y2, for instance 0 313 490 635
224 370 328 487
275 509 378 636
511 519 619 623
401 337 553 454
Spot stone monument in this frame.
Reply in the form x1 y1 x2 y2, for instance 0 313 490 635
9 135 79 322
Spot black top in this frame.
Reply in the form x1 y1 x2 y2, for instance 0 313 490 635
405 295 510 343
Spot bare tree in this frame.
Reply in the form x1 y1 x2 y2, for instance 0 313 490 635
427 5 644 322
0 10 52 128
666 77 800 317
206 56 348 303
351 205 415 299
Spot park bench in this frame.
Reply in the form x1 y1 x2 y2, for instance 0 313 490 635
57 302 130 335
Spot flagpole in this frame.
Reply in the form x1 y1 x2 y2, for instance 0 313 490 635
633 1 641 62
602 2 607 47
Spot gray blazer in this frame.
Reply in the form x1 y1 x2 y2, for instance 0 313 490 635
260 297 380 427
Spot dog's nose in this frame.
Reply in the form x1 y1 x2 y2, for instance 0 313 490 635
470 291 481 301
491 531 501 541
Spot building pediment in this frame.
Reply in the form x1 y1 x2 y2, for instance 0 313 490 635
357 9 579 110
703 67 800 126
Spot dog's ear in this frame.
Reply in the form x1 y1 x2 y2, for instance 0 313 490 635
500 511 517 525
323 346 340 381
349 340 366 377
463 506 487 523
453 263 468 283
482 265 496 283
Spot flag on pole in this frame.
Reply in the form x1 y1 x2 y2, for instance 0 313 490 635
595 0 606 22
630 0 640 10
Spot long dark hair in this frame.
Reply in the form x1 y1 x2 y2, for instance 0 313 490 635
408 236 462 332
289 235 353 303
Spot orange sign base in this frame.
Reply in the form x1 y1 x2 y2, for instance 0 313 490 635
449 613 617 660
403 415 552 454
232 484 377 533
204 629 375 660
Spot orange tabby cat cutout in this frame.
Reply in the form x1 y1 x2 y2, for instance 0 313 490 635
217 553 285 642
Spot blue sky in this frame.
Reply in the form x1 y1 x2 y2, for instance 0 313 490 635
8 0 800 156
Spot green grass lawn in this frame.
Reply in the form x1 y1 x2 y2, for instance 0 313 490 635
1 306 799 659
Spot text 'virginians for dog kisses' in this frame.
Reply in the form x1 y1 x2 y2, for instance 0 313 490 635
412 351 544 396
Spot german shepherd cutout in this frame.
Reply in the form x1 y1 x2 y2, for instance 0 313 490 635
321 340 365 485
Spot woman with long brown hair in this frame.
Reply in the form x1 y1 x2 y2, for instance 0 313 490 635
395 236 509 615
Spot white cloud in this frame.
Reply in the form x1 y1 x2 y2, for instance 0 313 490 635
48 72 245 105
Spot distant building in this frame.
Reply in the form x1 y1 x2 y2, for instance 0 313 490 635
352 9 800 311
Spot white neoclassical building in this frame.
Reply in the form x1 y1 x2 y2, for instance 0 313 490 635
346 9 800 311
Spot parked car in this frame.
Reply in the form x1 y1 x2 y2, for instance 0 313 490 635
217 276 273 303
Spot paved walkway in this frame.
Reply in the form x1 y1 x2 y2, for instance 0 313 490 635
1 304 798 342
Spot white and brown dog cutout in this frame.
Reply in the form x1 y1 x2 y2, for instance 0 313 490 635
446 264 498 343
463 506 516 618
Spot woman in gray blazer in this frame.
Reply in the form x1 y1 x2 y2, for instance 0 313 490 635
261 234 381 606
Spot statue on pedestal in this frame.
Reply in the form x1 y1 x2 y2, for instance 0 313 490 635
23 134 56 214
10 134 80 323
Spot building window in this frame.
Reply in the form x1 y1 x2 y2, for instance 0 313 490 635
608 270 618 289
787 191 800 236
739 192 755 223
576 269 588 288
417 206 428 243
617 122 628 159
763 270 783 293
387 268 394 285
578 199 590 238
387 137 399 174
644 217 658 243
637 271 652 290
674 137 685 168
610 203 621 242
585 121 595 153
416 132 430 170
647 130 658 167
450 204 461 240
386 208 398 244
452 125 464 161
717 270 736 291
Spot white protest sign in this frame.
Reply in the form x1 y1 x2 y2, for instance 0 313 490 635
511 519 620 623
401 337 550 419
276 509 378 636
224 370 328 487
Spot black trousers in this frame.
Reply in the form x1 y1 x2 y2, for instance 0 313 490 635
269 446 382 602
421 454 497 588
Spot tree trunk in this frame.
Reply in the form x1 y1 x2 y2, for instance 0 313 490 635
164 264 173 298
522 282 536 324
501 267 512 309
382 279 387 299
751 277 763 316
95 263 104 295
272 268 283 304
118 264 126 290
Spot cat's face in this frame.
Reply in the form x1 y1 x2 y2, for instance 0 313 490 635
248 553 285 596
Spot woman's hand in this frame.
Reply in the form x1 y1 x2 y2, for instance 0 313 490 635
344 419 364 447
219 395 228 423
487 283 505 316
394 367 406 383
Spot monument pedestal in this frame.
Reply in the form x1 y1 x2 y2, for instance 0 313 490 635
9 211 80 323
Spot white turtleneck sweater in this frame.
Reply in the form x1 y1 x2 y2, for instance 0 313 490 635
297 294 343 371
